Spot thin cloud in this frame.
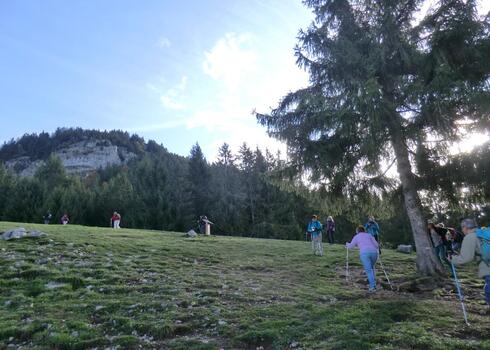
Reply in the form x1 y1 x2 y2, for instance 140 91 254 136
160 76 188 111
156 37 171 48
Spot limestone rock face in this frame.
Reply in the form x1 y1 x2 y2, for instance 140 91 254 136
5 140 137 176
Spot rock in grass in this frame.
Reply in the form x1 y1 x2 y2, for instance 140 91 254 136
1 228 47 241
45 282 68 289
397 244 412 254
186 229 197 238
1 228 27 240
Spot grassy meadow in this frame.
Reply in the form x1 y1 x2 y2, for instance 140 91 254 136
0 222 489 350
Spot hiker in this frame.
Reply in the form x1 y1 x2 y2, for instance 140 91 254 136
450 218 490 307
437 223 454 256
111 211 121 229
346 225 380 293
43 211 52 224
324 216 336 244
447 227 464 254
364 216 380 242
427 222 450 266
198 215 213 235
198 215 207 235
60 213 69 225
307 215 323 256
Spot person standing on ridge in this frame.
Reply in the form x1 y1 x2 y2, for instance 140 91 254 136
111 211 121 229
60 213 69 225
324 216 336 245
43 211 52 224
307 215 323 256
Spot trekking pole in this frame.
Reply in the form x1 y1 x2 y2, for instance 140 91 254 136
377 256 394 291
450 262 470 326
345 247 349 281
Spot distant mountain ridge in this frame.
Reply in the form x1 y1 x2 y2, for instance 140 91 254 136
0 128 162 176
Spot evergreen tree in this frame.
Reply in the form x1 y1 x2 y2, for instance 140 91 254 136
257 0 490 275
35 154 67 189
188 143 211 218
217 143 234 167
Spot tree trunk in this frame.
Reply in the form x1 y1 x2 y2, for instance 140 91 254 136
390 132 445 276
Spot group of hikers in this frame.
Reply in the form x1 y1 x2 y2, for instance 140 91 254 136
306 215 381 292
43 211 70 225
42 210 123 228
306 215 379 256
307 215 490 308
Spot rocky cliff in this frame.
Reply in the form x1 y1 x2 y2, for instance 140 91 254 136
5 140 137 176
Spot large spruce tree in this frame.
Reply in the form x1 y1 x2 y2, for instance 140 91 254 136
257 0 490 275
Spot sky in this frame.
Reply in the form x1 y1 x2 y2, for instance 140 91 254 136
0 1 488 160
0 0 312 159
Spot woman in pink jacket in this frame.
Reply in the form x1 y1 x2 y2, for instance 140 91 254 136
346 225 380 292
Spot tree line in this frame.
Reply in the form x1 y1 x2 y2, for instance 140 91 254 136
0 127 488 250
0 130 316 240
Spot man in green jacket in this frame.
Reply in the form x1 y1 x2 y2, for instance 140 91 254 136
451 218 490 307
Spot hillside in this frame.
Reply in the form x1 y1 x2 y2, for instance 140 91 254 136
1 222 489 350
0 128 318 241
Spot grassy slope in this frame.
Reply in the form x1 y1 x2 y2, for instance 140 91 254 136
0 222 489 350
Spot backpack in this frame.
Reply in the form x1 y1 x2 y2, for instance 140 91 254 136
476 227 490 266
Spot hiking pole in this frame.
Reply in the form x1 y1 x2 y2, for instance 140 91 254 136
450 262 470 326
377 256 394 291
345 247 349 281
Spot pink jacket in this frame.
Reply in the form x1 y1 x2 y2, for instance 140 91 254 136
346 232 379 254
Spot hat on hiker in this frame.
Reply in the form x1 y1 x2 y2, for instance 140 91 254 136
461 218 477 229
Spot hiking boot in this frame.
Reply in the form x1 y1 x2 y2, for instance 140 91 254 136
368 287 377 293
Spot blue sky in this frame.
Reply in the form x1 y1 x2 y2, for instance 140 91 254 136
0 0 312 159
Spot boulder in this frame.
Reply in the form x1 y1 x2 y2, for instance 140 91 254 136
29 230 47 238
1 228 47 241
397 244 413 254
186 229 197 238
1 228 27 240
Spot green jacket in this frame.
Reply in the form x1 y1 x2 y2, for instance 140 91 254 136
452 231 490 278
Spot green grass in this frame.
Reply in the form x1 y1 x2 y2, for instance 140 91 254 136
0 222 489 349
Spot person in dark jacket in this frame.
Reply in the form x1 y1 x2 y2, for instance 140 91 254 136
60 213 69 225
427 222 450 267
43 211 52 225
198 215 207 235
324 216 336 244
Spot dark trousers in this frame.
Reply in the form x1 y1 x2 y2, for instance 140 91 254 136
326 230 334 244
484 275 490 306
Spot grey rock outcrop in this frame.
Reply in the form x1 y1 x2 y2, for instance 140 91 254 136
1 228 47 240
5 140 137 177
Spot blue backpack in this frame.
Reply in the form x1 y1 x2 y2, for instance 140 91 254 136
476 227 490 266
